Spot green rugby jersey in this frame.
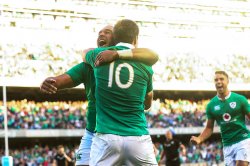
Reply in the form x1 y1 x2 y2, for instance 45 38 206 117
66 62 96 132
85 43 153 136
206 92 250 146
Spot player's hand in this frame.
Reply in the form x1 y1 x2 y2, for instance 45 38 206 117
94 50 119 67
40 77 57 94
190 136 202 145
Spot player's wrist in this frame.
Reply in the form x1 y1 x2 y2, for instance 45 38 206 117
117 49 133 59
113 51 119 60
198 136 203 143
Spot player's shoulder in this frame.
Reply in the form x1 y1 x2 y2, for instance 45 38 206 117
92 47 108 53
231 92 247 101
173 138 180 143
79 62 90 67
208 96 218 104
137 63 153 75
231 92 244 97
139 63 153 69
206 96 219 109
114 45 130 50
74 62 92 71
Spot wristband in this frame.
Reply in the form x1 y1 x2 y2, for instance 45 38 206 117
117 49 133 59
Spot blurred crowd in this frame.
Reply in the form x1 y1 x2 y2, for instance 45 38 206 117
0 144 77 166
0 141 223 166
155 141 224 166
1 43 250 83
0 99 249 129
153 53 250 84
0 43 82 78
0 100 87 129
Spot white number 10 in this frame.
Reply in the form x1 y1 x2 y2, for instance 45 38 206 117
108 62 134 89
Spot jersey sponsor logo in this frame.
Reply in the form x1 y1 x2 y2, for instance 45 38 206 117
223 113 231 122
214 105 220 111
229 102 236 109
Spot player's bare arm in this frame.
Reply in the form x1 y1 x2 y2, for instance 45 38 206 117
180 143 186 154
64 152 72 162
144 91 153 110
52 159 57 166
40 74 74 94
94 48 159 67
190 119 214 145
159 149 165 163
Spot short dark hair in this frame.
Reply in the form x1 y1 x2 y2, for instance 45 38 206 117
113 19 139 44
215 71 228 79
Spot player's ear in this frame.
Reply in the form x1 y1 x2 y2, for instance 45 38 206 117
134 36 138 47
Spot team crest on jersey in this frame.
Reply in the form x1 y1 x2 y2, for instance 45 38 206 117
229 102 236 109
214 105 220 111
223 113 231 122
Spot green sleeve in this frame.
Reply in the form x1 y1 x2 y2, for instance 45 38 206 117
146 67 153 93
147 73 153 93
242 96 250 114
65 63 86 86
206 103 213 119
85 50 97 68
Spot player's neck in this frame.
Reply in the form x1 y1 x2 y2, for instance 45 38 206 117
217 90 230 100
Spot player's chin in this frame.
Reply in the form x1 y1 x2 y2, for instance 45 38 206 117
217 89 224 94
98 40 108 47
100 44 108 47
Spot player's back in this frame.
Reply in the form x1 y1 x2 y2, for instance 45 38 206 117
94 46 153 136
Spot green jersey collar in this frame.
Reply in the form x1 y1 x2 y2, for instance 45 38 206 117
116 42 135 49
217 91 231 100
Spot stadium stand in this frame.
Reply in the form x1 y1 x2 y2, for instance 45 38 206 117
1 99 249 130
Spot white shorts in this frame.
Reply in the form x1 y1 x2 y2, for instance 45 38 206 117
223 138 250 166
89 133 157 166
75 129 95 165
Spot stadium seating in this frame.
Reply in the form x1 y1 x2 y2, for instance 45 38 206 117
1 99 249 130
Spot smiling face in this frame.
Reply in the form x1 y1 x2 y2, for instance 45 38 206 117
97 25 114 47
214 72 229 98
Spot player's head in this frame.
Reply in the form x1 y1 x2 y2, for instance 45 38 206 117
57 145 65 154
113 19 139 47
214 71 229 96
97 25 114 47
165 130 173 141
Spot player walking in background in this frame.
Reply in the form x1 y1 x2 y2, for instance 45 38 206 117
83 19 158 166
160 129 186 166
53 145 72 166
190 71 250 166
40 25 158 166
